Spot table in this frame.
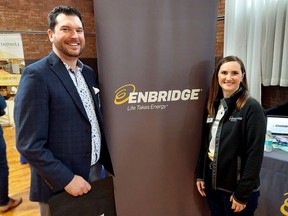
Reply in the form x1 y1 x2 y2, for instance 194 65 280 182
255 148 288 216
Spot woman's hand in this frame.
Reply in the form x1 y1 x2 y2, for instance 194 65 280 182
230 195 246 212
196 180 206 197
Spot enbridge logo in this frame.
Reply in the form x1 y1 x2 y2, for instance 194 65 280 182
114 83 202 111
114 84 136 105
280 192 288 215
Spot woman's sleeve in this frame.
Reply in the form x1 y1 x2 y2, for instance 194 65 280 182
233 99 266 203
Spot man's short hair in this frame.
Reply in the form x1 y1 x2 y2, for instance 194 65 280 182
48 5 83 31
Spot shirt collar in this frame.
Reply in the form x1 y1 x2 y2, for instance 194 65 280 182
62 60 84 73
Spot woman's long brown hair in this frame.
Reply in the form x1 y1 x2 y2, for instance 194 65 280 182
207 56 250 117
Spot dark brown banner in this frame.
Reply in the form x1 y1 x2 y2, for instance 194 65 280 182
93 1 218 215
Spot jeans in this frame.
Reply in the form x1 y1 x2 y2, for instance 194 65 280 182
205 160 260 216
0 135 9 206
206 187 260 216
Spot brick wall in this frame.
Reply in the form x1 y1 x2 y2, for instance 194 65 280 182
1 0 225 60
262 86 288 109
0 0 97 59
1 0 286 109
216 0 225 59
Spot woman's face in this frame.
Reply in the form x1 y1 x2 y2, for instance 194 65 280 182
218 61 244 98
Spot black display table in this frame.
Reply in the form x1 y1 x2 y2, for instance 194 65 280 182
256 149 288 216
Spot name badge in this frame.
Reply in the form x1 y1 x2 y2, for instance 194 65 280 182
206 117 213 123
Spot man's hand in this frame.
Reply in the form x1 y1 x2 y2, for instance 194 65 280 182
64 175 91 197
230 195 246 212
196 180 206 197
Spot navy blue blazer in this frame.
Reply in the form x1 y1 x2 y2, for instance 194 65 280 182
0 95 6 136
14 51 114 202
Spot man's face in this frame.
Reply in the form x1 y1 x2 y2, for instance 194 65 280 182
48 13 85 60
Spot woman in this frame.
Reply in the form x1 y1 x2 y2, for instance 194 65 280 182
195 56 266 216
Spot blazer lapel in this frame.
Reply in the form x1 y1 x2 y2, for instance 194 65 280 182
81 68 102 122
48 52 89 121
82 68 99 106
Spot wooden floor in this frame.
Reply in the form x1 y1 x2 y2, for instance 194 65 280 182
1 126 39 216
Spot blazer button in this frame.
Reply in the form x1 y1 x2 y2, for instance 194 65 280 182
85 153 90 158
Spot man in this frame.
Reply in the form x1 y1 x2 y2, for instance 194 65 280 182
14 5 114 216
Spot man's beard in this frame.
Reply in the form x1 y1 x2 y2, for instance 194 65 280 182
54 42 84 58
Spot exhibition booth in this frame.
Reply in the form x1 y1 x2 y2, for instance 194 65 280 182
256 113 288 215
256 149 288 216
